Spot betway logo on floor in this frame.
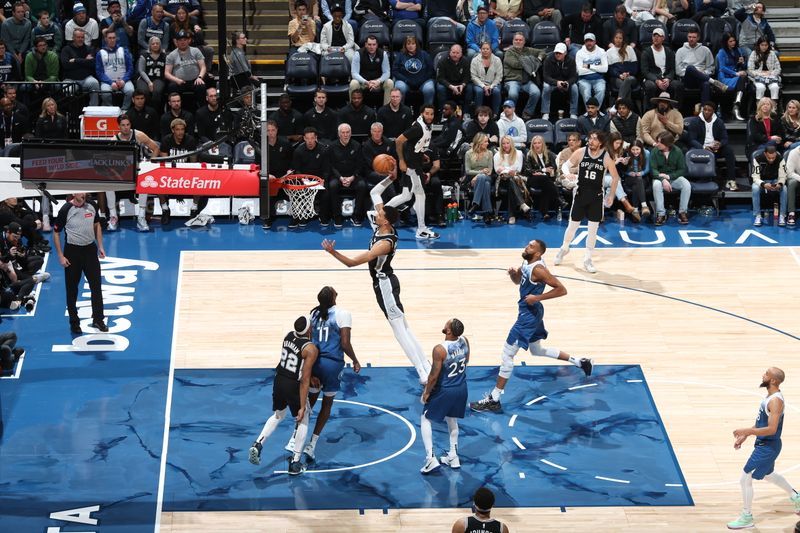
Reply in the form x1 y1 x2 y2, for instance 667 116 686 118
52 257 159 353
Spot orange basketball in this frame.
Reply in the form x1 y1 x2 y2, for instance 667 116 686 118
372 153 396 174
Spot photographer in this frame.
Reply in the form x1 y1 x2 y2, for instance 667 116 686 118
1 222 49 284
0 256 36 311
0 331 24 373
0 197 49 254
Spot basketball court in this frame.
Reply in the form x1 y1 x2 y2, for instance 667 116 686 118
2 213 800 532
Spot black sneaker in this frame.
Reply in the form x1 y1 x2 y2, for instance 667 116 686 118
579 358 594 377
248 441 262 465
261 218 272 230
470 395 502 413
288 218 300 229
333 216 343 229
319 218 331 228
351 217 363 227
161 208 171 225
92 320 109 333
12 347 24 362
288 459 306 476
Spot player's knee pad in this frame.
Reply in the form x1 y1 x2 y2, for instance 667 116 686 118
499 342 517 379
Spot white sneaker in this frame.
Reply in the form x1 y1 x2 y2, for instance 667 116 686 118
541 113 549 121
753 214 762 226
303 443 316 462
284 436 296 453
583 258 597 274
107 216 118 231
33 272 51 283
416 227 440 240
439 453 461 469
554 247 568 265
520 203 530 213
779 214 786 227
420 455 440 474
137 217 150 232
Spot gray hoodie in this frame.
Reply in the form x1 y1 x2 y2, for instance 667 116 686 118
0 17 32 55
676 41 715 77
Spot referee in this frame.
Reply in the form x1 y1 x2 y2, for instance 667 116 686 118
52 193 107 334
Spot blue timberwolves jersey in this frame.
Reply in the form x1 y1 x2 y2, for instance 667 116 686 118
518 260 546 313
436 336 469 389
311 306 348 362
755 392 784 443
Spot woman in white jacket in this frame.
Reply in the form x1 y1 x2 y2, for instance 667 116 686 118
471 42 503 115
494 135 527 224
320 5 358 61
624 0 656 24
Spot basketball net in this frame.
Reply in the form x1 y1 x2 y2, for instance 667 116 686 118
283 176 322 220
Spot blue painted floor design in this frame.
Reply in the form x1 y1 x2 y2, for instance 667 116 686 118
164 364 691 511
0 207 791 530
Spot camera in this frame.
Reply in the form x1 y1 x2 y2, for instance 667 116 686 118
302 14 309 20
21 295 35 312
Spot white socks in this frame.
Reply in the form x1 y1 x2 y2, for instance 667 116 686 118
585 221 599 260
446 417 458 455
257 408 286 444
420 414 433 457
561 219 580 251
292 405 310 462
740 471 754 514
490 387 503 402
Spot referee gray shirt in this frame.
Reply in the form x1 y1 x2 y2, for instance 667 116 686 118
54 201 100 246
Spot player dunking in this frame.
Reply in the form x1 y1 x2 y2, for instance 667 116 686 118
555 130 620 273
420 318 469 474
321 206 431 383
470 239 592 413
249 316 318 475
369 105 439 240
727 367 800 529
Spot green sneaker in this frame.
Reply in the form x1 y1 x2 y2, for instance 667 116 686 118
726 512 754 529
791 491 800 514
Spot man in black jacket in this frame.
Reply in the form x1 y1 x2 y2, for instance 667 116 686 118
640 27 682 105
195 86 232 142
268 93 304 143
601 5 638 49
291 127 331 227
561 4 603 56
541 43 578 120
60 28 99 106
361 122 397 202
128 90 159 140
435 44 470 113
328 123 368 227
160 92 195 140
687 101 737 188
303 90 338 143
377 88 413 140
337 89 376 139
431 101 463 158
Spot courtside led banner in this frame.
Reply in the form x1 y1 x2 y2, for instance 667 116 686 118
136 163 260 196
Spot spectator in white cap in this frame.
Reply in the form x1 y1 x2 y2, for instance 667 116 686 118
640 26 682 105
65 3 100 47
575 32 607 109
541 42 578 120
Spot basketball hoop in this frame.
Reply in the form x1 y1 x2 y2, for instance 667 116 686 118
278 174 325 221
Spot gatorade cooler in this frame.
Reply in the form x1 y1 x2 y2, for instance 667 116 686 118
80 106 122 139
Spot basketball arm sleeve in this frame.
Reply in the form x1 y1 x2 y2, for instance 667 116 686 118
370 176 394 208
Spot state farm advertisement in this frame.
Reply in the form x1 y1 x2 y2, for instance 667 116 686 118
136 164 260 196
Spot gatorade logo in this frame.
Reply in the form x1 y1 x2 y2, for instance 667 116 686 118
97 119 108 131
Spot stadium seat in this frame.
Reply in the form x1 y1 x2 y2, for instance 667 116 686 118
285 52 319 98
200 141 233 163
319 52 351 101
525 118 555 145
358 18 391 47
639 19 667 48
554 118 578 147
500 19 531 48
702 17 735 54
428 19 458 55
531 21 560 51
392 19 424 50
685 148 721 214
594 0 619 18
433 50 449 70
560 0 584 17
671 19 700 49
